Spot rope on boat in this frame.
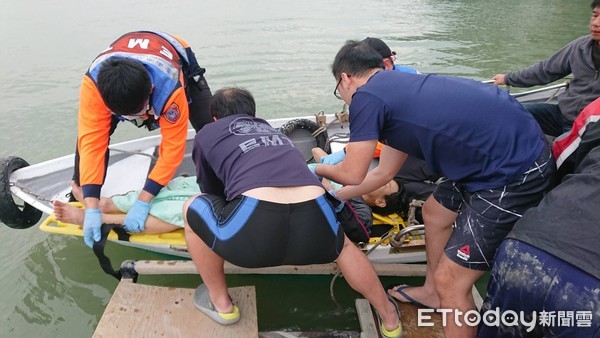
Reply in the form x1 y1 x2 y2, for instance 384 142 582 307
311 117 336 138
329 270 342 307
328 227 401 306
9 182 53 203
406 199 425 226
324 133 350 154
312 108 350 139
110 148 158 161
545 81 569 103
328 199 426 304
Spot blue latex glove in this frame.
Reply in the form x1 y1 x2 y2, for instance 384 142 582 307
124 200 150 233
320 150 346 165
83 209 102 248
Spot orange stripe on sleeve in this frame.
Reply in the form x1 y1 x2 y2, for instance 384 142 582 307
147 87 190 186
77 76 112 187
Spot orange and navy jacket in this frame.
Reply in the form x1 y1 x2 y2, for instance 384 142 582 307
78 31 192 199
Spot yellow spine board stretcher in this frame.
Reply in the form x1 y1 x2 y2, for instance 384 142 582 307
370 212 423 245
39 204 420 248
39 203 186 246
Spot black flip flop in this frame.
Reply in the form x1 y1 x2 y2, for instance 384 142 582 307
388 285 436 310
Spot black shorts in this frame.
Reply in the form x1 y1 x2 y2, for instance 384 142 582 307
186 194 345 268
433 146 555 270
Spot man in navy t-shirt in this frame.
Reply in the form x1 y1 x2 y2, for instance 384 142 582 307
315 41 556 338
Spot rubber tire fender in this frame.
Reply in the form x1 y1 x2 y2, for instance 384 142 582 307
278 118 329 156
0 156 43 229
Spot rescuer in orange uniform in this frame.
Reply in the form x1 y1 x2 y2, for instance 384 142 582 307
73 31 212 247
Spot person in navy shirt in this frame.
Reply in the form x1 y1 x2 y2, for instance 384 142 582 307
315 41 555 338
182 87 402 336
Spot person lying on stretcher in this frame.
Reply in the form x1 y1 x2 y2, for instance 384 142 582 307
52 175 198 234
52 170 383 238
54 171 375 243
312 143 441 218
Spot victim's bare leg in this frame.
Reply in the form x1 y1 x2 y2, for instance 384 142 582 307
52 200 179 234
70 182 123 213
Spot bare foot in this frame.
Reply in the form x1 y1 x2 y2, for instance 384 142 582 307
387 284 440 309
52 200 64 220
70 181 84 202
52 200 85 225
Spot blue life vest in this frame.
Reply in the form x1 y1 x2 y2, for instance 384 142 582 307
87 31 188 117
394 65 418 74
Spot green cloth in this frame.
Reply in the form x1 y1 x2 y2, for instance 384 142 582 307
111 176 200 228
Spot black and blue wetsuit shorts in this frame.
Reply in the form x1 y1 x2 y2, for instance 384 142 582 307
186 194 345 268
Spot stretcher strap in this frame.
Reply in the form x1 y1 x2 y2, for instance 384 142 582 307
92 224 131 280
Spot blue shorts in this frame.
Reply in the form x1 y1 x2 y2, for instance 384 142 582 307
478 239 600 338
433 146 555 270
186 194 344 268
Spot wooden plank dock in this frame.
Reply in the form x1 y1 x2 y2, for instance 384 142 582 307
93 260 483 337
94 282 258 338
356 285 483 338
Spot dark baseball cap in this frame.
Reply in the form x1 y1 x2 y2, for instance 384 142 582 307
362 37 396 58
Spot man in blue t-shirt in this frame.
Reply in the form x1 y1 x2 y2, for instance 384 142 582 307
182 87 402 336
315 41 556 338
